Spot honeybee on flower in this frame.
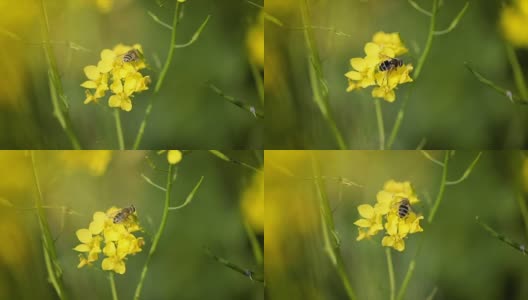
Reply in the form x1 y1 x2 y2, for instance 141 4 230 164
345 32 413 102
81 44 151 112
354 180 423 252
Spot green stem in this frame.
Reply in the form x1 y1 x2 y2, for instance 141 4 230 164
476 216 528 255
517 192 528 241
300 0 347 149
39 0 81 149
311 155 357 300
505 43 528 100
113 109 125 150
465 62 527 103
396 260 416 300
386 248 396 300
243 219 263 265
428 151 449 223
250 61 264 106
388 0 438 149
374 99 385 150
31 152 67 300
109 272 118 300
133 1 184 149
133 164 175 300
414 0 438 79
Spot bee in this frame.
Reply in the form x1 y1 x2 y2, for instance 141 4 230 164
379 58 403 72
121 49 141 63
396 198 412 219
113 205 136 224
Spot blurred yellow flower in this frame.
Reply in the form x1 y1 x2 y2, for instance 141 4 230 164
500 0 528 47
59 151 112 176
81 44 151 111
74 206 144 274
247 11 264 68
355 179 423 252
95 0 113 13
345 32 413 102
167 150 183 165
241 171 264 232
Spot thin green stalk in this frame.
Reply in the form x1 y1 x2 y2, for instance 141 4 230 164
311 155 357 300
386 248 396 300
517 192 528 241
414 0 438 79
505 43 528 100
476 216 528 255
203 248 264 282
396 260 416 300
250 61 264 106
465 62 527 103
428 151 449 223
31 151 67 300
300 0 347 149
133 0 184 149
113 109 124 150
374 99 385 150
109 272 118 300
208 150 261 172
243 219 263 265
40 0 81 149
133 164 175 300
387 0 438 149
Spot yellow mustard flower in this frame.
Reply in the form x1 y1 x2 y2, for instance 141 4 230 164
81 44 151 112
95 0 113 13
247 10 264 68
241 171 264 232
500 0 528 48
59 150 112 176
354 180 424 252
167 150 183 165
345 32 413 102
74 206 144 274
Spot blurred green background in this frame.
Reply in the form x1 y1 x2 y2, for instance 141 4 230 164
265 150 528 300
0 0 263 149
265 0 528 149
0 150 263 299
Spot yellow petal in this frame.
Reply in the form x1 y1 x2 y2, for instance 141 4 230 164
103 241 117 256
354 219 371 228
111 79 123 93
114 260 126 274
76 229 92 244
81 81 98 89
345 71 363 81
394 239 405 252
357 204 375 218
101 49 116 62
84 65 100 81
364 42 380 56
121 97 132 111
382 235 393 247
108 95 121 108
356 228 367 241
84 90 95 104
350 58 366 71
74 244 91 252
124 76 138 95
97 60 113 73
101 257 115 271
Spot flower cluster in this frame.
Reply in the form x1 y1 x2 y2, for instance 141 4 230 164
354 180 423 252
500 0 528 48
74 206 144 274
345 32 413 102
81 44 150 111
